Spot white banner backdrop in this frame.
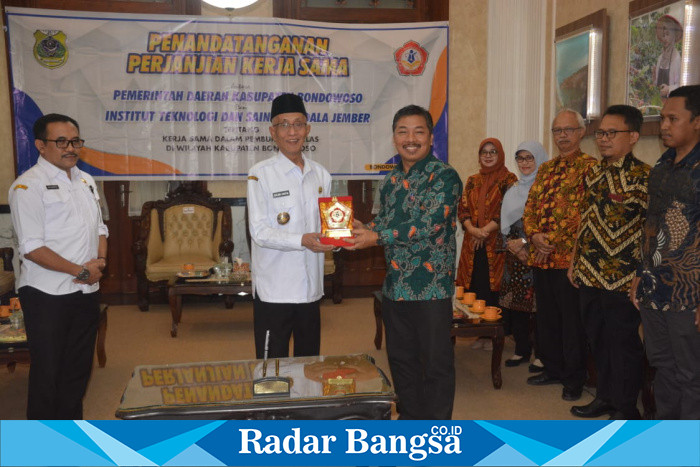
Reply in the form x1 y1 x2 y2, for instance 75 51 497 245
7 8 448 180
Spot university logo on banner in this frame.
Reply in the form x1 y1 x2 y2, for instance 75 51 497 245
394 40 428 76
33 30 68 69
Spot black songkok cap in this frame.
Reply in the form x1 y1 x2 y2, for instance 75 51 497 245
271 93 307 119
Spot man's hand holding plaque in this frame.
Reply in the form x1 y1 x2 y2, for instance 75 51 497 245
319 196 354 247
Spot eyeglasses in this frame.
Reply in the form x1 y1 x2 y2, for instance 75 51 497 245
551 127 581 136
273 121 307 131
594 129 634 140
479 149 498 156
43 138 85 149
515 155 535 163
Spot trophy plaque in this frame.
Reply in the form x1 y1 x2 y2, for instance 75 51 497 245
319 196 353 246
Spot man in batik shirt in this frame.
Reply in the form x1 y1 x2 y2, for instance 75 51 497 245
631 85 700 419
347 105 462 419
523 109 597 402
568 105 650 420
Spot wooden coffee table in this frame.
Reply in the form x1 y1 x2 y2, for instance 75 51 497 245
168 277 252 337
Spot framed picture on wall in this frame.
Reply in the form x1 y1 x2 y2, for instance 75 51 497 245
627 0 699 134
627 0 687 118
554 9 608 127
555 32 591 119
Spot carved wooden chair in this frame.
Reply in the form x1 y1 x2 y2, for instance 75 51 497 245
133 186 233 311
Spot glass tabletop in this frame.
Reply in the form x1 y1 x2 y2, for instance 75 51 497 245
117 354 393 415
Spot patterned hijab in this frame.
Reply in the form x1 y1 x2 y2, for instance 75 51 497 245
477 138 512 227
500 140 548 234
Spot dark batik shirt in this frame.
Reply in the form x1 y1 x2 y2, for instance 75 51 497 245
637 142 700 312
369 154 462 301
573 153 650 293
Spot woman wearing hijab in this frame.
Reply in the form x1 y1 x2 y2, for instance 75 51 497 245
499 141 547 367
457 138 517 350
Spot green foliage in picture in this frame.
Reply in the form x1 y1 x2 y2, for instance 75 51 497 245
628 5 684 117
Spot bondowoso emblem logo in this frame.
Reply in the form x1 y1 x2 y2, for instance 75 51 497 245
394 40 428 76
33 30 68 69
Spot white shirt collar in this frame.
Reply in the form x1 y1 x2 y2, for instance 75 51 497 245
276 151 308 175
37 155 80 181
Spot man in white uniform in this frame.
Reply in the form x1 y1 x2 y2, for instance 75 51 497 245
9 114 108 419
247 94 333 358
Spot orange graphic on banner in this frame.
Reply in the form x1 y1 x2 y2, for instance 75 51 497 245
429 47 447 126
80 147 181 175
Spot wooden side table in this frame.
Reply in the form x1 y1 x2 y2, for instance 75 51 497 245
0 304 108 372
372 291 384 350
0 338 28 373
450 318 505 389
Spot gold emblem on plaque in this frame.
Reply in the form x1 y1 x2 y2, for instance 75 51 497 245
319 196 353 246
323 197 351 230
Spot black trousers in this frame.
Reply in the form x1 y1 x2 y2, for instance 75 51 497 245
503 307 533 358
253 296 321 359
19 286 100 420
641 305 700 419
579 286 643 415
533 268 586 390
469 246 499 306
382 297 455 420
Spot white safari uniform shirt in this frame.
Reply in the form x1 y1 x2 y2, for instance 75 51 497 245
8 157 109 295
247 152 331 303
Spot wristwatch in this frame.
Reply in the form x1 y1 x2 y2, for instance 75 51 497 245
75 267 90 281
375 232 383 246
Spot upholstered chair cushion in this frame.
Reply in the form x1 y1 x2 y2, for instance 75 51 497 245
144 204 223 282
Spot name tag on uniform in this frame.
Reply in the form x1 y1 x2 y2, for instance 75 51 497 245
46 185 59 190
273 190 290 198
